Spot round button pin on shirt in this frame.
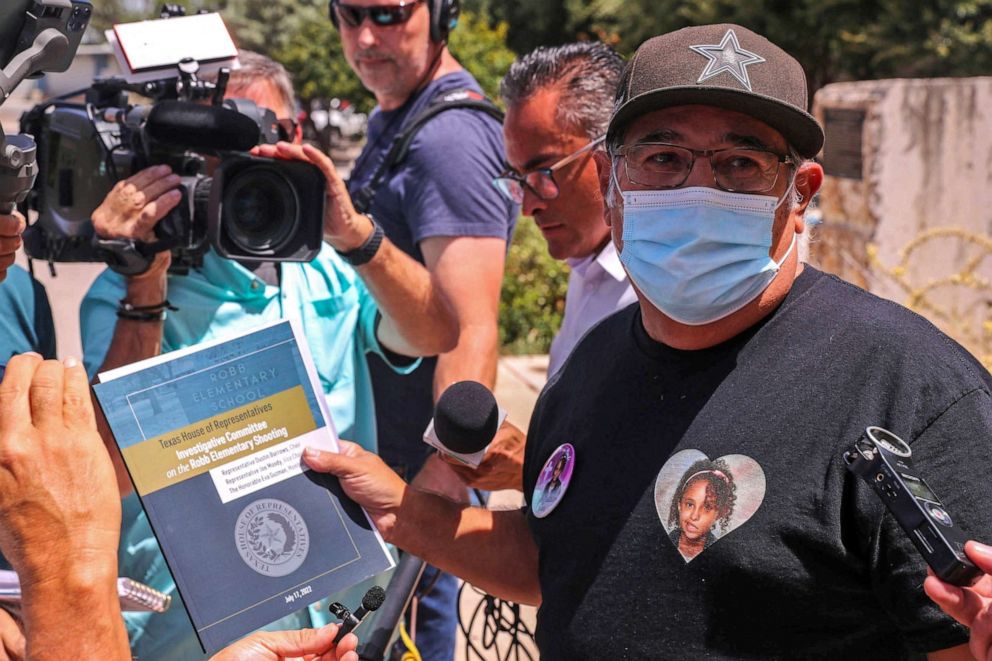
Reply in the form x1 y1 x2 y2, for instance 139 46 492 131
532 443 576 519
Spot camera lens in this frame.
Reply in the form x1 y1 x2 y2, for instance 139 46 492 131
222 165 299 255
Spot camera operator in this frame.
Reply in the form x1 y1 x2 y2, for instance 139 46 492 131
301 24 992 659
80 51 455 660
0 354 362 661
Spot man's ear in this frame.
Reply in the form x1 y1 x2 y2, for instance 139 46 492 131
594 150 614 227
794 161 823 216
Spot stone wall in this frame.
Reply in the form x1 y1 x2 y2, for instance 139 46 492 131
812 77 992 364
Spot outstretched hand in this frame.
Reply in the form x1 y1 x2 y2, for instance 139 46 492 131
0 354 120 585
209 624 358 661
924 541 992 660
303 441 408 540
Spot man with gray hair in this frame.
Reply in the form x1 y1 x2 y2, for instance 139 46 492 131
303 23 992 658
495 41 636 377
443 42 636 492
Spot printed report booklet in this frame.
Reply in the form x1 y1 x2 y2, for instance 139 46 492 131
94 319 394 654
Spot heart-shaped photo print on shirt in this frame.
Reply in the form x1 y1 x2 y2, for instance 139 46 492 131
654 449 766 563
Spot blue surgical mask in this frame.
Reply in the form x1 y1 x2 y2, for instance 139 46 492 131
618 185 795 326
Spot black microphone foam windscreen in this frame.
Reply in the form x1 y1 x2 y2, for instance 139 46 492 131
362 586 386 612
433 381 499 455
145 100 259 152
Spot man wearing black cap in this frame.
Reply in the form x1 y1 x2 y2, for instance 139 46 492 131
304 24 992 658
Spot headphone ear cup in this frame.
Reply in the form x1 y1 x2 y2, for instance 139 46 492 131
446 0 460 34
429 0 459 42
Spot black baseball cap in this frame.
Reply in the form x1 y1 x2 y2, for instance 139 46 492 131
607 24 824 158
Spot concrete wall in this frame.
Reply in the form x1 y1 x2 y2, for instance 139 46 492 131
812 77 992 363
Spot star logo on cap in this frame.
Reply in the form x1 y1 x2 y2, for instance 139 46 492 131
689 28 766 92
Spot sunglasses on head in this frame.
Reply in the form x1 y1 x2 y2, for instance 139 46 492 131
333 0 424 28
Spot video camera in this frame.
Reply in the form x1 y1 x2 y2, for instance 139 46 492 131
0 0 91 214
19 9 325 276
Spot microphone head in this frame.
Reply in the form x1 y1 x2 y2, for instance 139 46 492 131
434 381 499 455
145 100 260 152
362 586 386 612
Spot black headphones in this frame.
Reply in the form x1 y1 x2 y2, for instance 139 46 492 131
328 0 460 43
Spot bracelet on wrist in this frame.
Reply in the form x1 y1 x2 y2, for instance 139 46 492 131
116 299 177 322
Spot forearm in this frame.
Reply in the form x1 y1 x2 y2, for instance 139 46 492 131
433 322 499 398
358 239 457 357
93 273 167 496
21 564 129 660
389 488 540 605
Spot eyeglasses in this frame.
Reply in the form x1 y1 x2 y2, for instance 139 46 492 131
614 143 792 194
493 136 605 205
333 0 424 28
276 118 299 142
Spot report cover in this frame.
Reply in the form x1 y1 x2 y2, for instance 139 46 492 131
94 319 394 654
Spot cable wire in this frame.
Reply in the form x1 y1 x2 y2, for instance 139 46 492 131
457 583 537 661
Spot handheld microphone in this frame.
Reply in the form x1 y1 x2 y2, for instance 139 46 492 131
331 586 386 644
422 380 505 467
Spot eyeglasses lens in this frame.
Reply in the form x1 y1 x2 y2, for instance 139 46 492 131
624 144 783 193
494 178 524 204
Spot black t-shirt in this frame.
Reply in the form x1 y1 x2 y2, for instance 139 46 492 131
523 267 992 659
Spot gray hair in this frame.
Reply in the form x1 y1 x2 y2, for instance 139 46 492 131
500 41 624 140
605 144 815 261
201 49 296 117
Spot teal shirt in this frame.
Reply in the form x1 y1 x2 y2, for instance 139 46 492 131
0 265 56 366
81 246 416 659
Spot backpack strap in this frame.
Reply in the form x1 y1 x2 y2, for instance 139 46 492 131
352 89 504 214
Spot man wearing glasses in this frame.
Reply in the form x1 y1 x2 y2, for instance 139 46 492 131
495 41 635 378
303 24 992 658
441 42 635 493
329 1 516 657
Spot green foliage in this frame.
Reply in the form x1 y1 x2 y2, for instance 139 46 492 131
590 0 992 91
499 219 570 356
447 11 517 102
84 0 209 39
472 0 992 93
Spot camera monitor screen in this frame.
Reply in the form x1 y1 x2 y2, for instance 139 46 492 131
111 13 237 82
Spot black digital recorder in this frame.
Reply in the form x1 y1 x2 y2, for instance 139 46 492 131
844 426 981 586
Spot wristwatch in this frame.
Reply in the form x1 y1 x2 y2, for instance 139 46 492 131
335 215 384 266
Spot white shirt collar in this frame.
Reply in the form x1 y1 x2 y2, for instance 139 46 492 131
566 240 626 282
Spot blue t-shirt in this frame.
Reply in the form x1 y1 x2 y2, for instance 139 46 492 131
348 70 518 475
81 247 416 660
0 265 56 371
